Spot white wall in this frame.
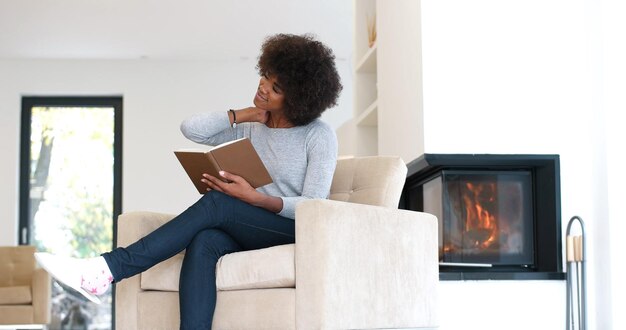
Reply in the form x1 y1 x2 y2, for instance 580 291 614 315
420 0 618 329
603 1 626 328
0 58 352 246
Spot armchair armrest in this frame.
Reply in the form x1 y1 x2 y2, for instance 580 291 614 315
116 211 176 246
32 268 51 324
115 211 175 330
295 199 438 329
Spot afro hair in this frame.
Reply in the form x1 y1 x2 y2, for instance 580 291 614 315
256 33 343 126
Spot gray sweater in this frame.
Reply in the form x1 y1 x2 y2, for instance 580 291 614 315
180 111 338 219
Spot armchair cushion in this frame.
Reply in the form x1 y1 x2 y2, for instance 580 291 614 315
0 246 35 287
140 242 295 292
0 286 32 305
216 243 295 291
329 156 407 208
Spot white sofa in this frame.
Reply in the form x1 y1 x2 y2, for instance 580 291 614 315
115 156 439 329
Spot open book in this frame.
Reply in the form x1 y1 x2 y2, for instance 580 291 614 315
174 138 273 194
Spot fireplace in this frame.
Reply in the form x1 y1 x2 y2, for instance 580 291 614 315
400 154 565 280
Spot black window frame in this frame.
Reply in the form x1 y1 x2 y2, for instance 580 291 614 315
19 96 123 247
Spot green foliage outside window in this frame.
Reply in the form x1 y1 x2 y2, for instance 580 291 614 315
30 106 114 258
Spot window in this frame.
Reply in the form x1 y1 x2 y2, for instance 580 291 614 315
20 96 122 329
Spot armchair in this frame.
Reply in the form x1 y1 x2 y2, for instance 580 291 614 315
116 156 439 329
0 246 51 327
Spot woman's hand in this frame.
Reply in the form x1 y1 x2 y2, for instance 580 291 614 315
201 170 284 213
201 171 258 203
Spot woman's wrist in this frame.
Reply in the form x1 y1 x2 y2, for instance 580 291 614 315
228 109 237 128
231 107 268 124
249 191 283 214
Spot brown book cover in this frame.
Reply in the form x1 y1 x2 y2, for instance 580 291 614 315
174 138 273 194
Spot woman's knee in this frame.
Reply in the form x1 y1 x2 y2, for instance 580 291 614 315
198 190 240 209
186 229 241 259
200 190 226 203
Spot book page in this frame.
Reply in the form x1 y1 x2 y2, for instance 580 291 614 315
210 137 247 150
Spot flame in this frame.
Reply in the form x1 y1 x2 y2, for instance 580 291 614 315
461 182 498 249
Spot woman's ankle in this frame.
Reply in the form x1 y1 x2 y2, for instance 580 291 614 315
80 256 114 295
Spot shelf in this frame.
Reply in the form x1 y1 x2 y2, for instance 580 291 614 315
355 43 377 73
356 99 378 127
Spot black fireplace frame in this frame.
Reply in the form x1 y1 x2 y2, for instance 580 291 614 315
401 154 565 280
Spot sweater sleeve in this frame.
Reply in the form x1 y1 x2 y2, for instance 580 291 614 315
179 111 239 146
277 124 338 218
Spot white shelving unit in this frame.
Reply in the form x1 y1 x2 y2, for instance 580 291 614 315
354 41 378 128
352 0 379 156
356 99 377 126
337 0 424 162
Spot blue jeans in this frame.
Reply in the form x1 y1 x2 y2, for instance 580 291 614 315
102 191 295 329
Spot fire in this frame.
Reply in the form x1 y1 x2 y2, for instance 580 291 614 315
461 182 498 249
439 174 528 261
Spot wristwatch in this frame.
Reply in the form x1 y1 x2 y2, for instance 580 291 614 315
229 109 237 128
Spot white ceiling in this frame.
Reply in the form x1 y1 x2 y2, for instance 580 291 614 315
0 0 352 61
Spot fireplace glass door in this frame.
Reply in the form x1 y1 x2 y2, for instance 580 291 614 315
422 170 534 266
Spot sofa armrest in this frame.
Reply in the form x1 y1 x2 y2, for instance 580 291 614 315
32 268 51 324
295 199 439 330
115 211 175 330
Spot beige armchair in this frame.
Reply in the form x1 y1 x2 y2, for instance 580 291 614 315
116 156 439 329
0 246 51 327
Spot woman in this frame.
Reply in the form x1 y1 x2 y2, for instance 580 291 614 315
36 33 342 329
